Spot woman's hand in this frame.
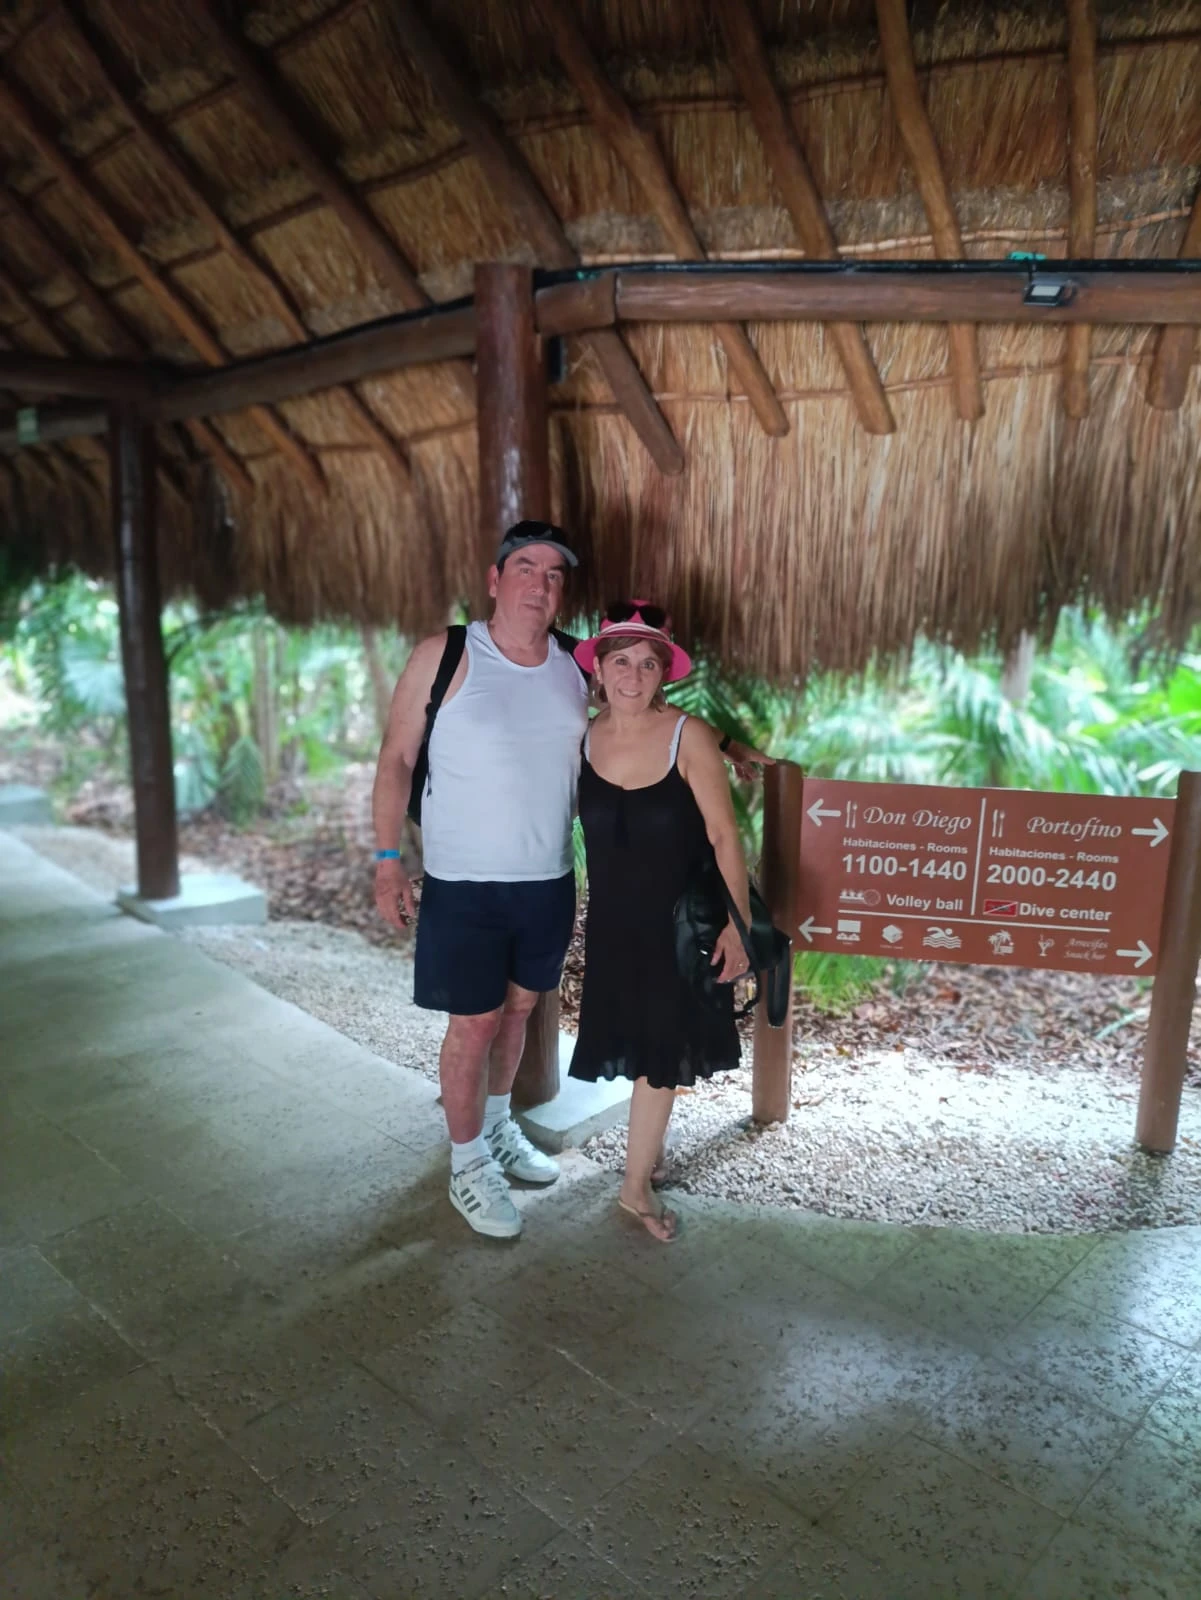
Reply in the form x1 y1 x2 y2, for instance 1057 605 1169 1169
711 921 751 983
374 858 416 931
722 739 775 783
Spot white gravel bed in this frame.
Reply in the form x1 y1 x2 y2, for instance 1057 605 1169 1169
16 826 1201 1234
178 919 1201 1235
585 1047 1201 1235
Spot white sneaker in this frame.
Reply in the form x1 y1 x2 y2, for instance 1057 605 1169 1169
486 1117 560 1185
449 1155 522 1238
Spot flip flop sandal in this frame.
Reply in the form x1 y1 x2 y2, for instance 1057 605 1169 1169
617 1197 679 1242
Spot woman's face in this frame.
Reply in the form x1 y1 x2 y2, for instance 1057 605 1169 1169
596 640 665 713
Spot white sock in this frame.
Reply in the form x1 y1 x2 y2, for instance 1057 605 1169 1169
451 1134 489 1174
483 1093 511 1134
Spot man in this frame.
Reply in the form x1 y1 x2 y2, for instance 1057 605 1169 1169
373 520 763 1239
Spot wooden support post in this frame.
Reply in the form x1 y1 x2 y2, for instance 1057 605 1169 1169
110 406 179 901
475 262 558 1109
1136 770 1201 1153
752 762 805 1125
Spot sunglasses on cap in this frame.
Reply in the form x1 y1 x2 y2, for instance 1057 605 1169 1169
604 601 670 630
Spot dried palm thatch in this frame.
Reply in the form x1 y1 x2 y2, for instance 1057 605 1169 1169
0 0 1198 678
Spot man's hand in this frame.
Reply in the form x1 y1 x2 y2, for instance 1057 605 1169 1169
375 858 416 931
723 739 775 783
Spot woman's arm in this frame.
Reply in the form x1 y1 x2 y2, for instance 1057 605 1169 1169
679 719 752 981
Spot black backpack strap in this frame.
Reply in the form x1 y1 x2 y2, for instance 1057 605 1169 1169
551 627 588 678
407 624 467 825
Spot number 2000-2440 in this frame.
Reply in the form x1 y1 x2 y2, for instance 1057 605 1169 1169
986 863 1117 891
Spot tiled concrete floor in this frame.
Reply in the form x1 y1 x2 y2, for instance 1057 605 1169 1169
2 830 1199 1599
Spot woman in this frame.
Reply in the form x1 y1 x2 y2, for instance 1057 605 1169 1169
569 601 753 1242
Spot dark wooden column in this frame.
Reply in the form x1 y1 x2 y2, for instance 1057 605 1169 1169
475 262 559 1108
110 405 180 900
751 763 805 1125
474 263 550 592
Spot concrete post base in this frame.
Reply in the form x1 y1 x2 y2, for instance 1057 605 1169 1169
0 784 52 826
513 1033 632 1153
116 872 267 929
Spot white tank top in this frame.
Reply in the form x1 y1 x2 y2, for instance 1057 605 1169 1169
420 621 590 882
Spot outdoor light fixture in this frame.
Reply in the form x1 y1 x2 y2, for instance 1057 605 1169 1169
1022 272 1077 308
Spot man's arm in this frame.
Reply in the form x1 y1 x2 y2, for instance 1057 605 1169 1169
371 631 447 931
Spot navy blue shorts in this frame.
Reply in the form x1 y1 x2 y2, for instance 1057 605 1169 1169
413 873 576 1016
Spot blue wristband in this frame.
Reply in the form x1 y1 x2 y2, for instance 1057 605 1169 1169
375 849 401 860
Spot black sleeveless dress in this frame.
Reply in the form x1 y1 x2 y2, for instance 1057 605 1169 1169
568 715 742 1090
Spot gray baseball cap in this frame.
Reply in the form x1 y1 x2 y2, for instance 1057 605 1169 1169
495 519 578 570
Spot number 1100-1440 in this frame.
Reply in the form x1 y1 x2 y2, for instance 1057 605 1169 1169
842 854 968 880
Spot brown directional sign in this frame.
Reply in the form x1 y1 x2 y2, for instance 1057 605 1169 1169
796 780 1175 976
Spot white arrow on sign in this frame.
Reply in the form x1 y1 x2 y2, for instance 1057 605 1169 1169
1131 818 1169 848
797 916 833 942
807 800 841 827
1116 940 1153 969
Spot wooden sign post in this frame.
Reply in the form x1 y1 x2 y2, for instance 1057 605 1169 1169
753 771 1200 1151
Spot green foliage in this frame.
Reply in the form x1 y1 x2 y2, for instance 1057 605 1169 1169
219 734 266 824
793 950 919 1013
0 570 407 823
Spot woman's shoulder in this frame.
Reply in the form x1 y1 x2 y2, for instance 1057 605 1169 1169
677 714 720 754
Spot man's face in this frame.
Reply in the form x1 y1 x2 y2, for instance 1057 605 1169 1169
489 543 567 631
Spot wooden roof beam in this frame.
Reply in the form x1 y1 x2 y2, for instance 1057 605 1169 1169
1065 0 1098 419
0 66 326 495
611 266 1201 323
532 0 786 438
393 0 684 476
0 343 155 401
716 0 894 435
874 0 984 421
61 2 412 484
1148 193 1201 410
0 179 252 496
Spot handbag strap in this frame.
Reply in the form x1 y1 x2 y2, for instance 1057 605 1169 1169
713 869 756 965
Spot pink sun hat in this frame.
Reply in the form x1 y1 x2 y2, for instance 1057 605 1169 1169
573 600 693 682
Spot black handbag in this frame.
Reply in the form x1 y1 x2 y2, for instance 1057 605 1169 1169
673 851 793 1027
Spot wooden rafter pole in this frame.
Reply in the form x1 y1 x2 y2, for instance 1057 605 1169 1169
393 0 684 475
874 0 984 421
1065 0 1098 418
716 0 894 435
187 0 427 311
1148 193 1201 410
184 0 474 413
60 2 412 485
0 182 253 496
0 68 325 495
532 0 786 437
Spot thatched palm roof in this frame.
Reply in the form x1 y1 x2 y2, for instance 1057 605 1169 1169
0 0 1198 678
